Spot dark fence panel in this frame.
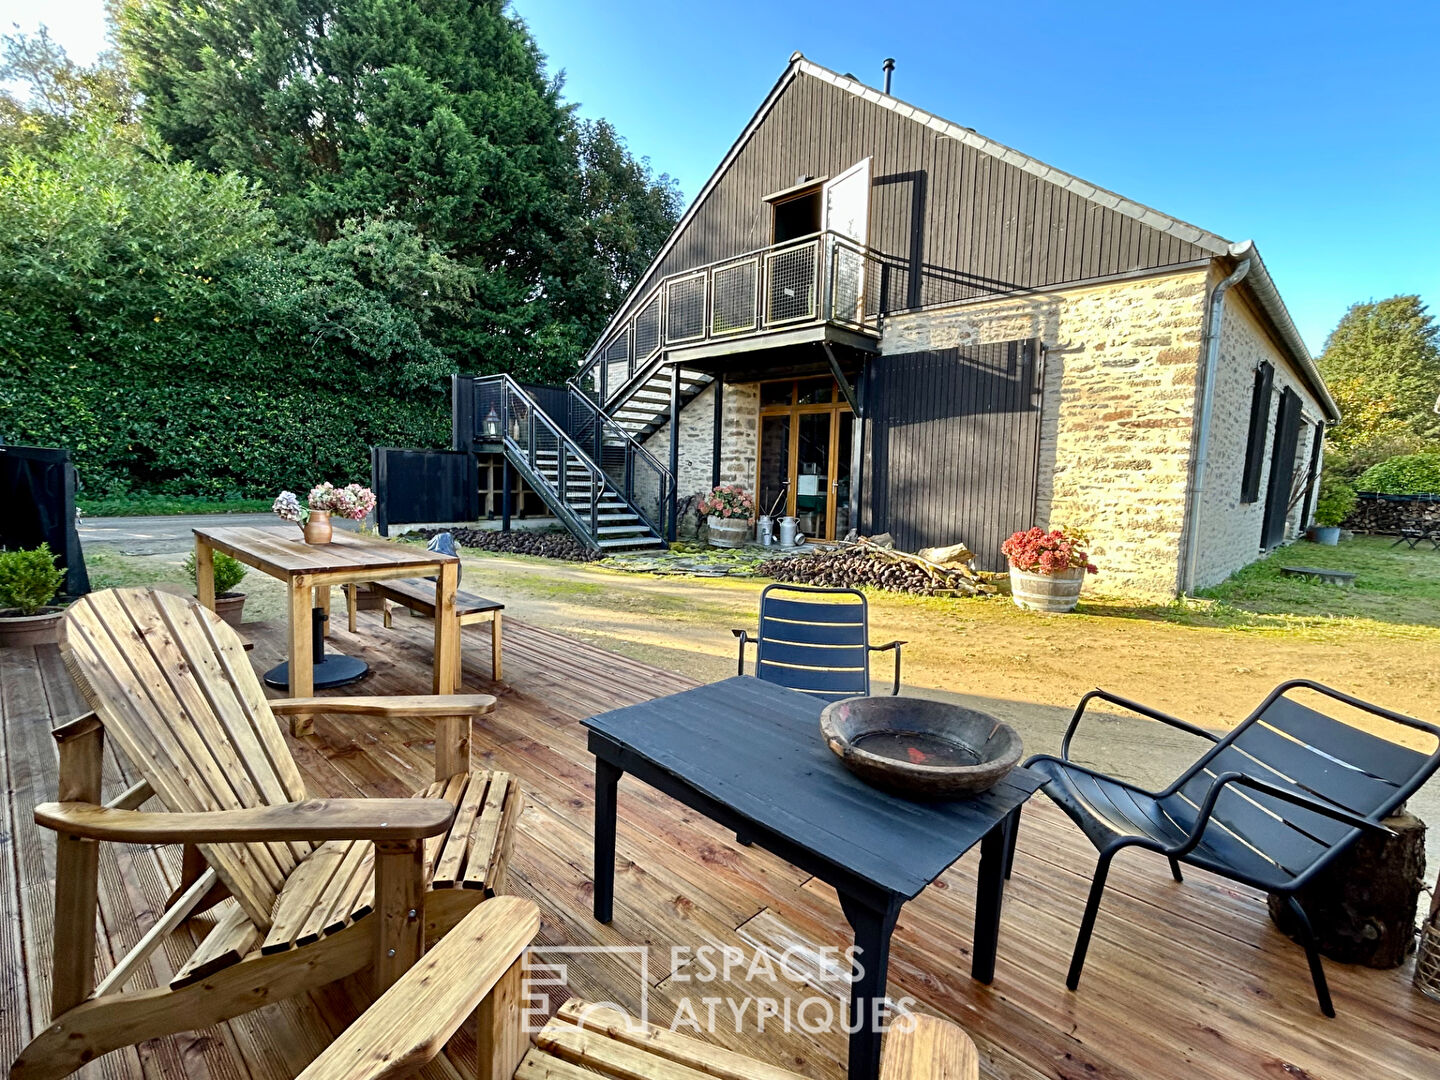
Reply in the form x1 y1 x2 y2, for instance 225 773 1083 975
861 340 1042 571
0 444 89 596
371 447 479 537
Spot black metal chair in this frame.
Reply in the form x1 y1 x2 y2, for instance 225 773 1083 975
732 583 905 700
1014 680 1440 1016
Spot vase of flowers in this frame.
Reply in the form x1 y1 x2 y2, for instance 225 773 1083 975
699 485 755 548
1000 527 1098 613
273 483 377 544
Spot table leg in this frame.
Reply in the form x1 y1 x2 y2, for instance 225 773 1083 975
838 892 901 1080
316 585 332 637
287 582 314 698
194 540 215 612
593 758 621 924
433 561 459 694
972 816 1011 983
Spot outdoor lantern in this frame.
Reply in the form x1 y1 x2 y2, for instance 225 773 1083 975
483 407 501 438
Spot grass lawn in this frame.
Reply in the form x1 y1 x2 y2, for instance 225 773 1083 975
78 493 273 516
1193 535 1440 628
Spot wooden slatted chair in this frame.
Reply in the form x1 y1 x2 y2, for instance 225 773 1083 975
733 583 905 701
12 587 521 1080
1017 679 1440 1016
293 896 981 1080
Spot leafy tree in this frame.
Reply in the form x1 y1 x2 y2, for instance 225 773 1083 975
1355 453 1440 495
0 26 135 152
1318 296 1440 463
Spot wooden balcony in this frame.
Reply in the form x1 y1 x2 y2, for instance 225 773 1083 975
2 614 1437 1079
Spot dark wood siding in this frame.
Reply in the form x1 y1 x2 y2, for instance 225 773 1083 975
861 340 1042 570
608 72 1211 334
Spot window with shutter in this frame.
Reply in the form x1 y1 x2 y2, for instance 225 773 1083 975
1241 362 1274 503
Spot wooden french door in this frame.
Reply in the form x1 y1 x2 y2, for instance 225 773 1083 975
756 377 855 541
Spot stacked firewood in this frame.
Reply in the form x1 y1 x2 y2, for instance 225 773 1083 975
409 527 598 562
759 537 997 597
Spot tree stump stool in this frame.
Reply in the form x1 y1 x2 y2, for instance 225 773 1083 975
1267 810 1426 969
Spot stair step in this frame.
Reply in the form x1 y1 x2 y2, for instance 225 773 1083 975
596 536 665 549
595 525 650 535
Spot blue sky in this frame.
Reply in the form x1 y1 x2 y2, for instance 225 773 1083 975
6 0 1438 354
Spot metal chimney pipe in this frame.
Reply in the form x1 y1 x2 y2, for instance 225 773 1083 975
882 58 895 94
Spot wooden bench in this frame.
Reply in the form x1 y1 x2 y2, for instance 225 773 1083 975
1279 565 1357 586
295 897 980 1080
350 577 505 681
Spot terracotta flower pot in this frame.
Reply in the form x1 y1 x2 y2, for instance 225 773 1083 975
1008 565 1086 613
0 606 65 647
213 592 247 628
707 515 750 548
303 510 334 544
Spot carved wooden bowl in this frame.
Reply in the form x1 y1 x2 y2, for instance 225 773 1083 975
820 696 1023 800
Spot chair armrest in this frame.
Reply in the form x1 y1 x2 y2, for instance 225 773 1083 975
1060 688 1218 760
296 897 540 1080
868 640 906 695
271 694 496 719
1174 772 1393 859
881 1013 978 1080
34 798 455 843
732 628 754 676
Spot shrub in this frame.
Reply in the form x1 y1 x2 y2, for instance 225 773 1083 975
1313 472 1358 528
1355 453 1440 496
698 485 755 521
183 551 249 595
0 543 66 615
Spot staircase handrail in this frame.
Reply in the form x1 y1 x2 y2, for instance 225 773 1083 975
564 384 673 486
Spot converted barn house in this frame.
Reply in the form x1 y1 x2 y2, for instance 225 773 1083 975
442 53 1338 598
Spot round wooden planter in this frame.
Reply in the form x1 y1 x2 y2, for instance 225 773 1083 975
1008 565 1086 613
0 606 65 648
707 516 751 549
213 592 247 628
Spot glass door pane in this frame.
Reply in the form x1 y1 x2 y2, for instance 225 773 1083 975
758 415 791 521
834 416 853 538
795 412 831 540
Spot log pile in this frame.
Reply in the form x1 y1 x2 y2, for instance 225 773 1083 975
1345 493 1440 534
407 527 598 562
759 537 997 597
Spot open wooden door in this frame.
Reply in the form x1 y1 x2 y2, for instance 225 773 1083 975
823 159 872 323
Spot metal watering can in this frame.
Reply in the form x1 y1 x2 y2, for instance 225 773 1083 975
778 516 804 547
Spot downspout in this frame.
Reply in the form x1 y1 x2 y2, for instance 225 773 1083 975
1180 255 1252 595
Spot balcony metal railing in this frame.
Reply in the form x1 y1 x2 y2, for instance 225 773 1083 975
574 231 886 407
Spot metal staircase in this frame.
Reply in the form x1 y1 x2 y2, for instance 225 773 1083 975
471 375 669 552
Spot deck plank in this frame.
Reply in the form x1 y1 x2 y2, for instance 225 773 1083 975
1 608 1436 1080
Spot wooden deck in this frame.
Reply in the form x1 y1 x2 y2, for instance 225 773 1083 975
3 607 1438 1080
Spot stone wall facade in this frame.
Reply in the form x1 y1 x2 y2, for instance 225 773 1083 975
880 267 1210 598
640 378 760 503
1191 281 1328 587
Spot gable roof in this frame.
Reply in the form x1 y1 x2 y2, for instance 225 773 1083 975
587 54 1334 419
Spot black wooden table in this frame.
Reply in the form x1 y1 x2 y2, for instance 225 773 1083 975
583 676 1044 1080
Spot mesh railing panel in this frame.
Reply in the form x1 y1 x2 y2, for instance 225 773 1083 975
765 242 817 324
603 333 630 396
711 259 758 335
830 242 865 326
634 296 661 361
665 274 706 343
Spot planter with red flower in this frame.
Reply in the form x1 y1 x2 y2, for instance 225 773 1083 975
699 485 755 548
1000 527 1098 612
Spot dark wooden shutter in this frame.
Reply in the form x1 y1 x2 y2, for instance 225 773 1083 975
1241 362 1274 503
1261 388 1303 549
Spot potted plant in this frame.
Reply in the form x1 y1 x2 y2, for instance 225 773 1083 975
0 543 68 647
1310 472 1357 546
184 551 250 627
1001 527 1098 613
699 485 755 548
274 482 377 543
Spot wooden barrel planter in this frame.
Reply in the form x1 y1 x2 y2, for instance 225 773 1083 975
1008 566 1086 612
707 516 751 549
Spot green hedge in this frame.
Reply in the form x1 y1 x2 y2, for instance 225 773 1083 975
1356 453 1440 496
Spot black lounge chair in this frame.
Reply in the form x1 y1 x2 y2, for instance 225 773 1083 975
732 583 905 700
1015 680 1440 1016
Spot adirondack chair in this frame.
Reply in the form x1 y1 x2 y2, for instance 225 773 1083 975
12 587 522 1080
292 895 981 1080
1017 679 1440 1016
732 584 906 700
